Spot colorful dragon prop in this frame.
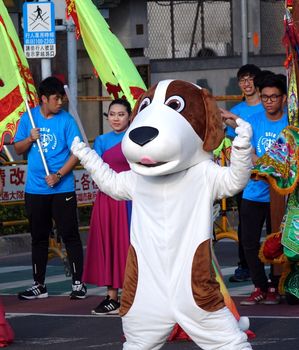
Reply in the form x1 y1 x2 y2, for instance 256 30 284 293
253 0 299 305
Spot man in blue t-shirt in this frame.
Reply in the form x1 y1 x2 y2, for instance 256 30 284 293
220 64 264 283
237 74 287 306
14 77 86 300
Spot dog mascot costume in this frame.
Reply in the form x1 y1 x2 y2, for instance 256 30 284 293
72 80 253 349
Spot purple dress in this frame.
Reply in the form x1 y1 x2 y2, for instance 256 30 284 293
82 142 131 288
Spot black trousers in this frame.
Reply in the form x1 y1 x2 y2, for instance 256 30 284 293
240 198 271 291
25 192 83 285
235 191 248 269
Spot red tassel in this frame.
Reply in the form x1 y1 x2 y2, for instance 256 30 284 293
167 324 255 342
0 302 14 347
245 329 256 340
167 324 191 342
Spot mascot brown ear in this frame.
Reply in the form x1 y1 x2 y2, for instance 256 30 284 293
130 84 157 123
201 88 224 152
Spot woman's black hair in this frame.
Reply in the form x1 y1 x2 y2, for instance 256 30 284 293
108 98 132 115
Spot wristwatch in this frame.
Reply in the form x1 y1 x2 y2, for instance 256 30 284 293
56 172 62 181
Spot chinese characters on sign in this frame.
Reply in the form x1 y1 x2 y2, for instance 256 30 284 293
0 165 98 205
23 1 56 58
0 166 25 201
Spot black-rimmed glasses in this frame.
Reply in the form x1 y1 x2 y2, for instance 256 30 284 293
260 94 282 102
239 77 254 85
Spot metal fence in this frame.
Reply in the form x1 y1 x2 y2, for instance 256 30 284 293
145 0 285 59
260 0 285 55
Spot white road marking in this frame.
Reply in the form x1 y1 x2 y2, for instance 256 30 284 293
0 266 31 273
0 264 269 297
12 337 86 345
6 312 120 318
251 337 298 345
0 274 70 290
87 343 123 348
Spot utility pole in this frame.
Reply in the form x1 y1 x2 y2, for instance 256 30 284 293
241 0 248 65
66 18 77 111
38 0 52 79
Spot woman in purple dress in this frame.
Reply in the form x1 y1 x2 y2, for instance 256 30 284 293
82 99 132 314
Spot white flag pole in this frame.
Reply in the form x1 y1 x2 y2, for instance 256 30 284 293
64 85 90 147
24 99 50 176
3 146 14 162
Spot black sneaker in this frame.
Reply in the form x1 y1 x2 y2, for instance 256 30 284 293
18 283 48 300
70 281 87 299
91 296 120 315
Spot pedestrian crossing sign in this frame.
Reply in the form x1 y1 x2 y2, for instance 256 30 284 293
23 1 56 59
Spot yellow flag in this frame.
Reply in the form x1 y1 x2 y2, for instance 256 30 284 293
66 0 146 107
0 0 38 150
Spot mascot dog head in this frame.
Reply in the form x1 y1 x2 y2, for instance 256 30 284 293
122 79 224 176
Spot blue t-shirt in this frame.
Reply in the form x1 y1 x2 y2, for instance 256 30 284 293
226 101 264 138
93 130 126 156
243 111 288 203
15 106 82 194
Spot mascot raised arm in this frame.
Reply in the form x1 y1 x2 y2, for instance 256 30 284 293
72 80 253 350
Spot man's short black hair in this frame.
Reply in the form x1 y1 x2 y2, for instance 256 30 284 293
254 70 275 89
38 76 65 99
237 64 261 80
259 74 287 95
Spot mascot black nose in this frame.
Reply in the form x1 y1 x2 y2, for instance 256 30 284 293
129 127 159 146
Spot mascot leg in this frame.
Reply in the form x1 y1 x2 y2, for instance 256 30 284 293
178 307 252 350
122 312 174 350
120 246 174 349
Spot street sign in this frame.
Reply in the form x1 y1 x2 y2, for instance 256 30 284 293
23 1 56 59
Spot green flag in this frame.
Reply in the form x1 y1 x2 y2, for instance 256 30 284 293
0 0 38 149
66 0 146 107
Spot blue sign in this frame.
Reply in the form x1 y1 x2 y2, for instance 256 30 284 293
23 1 56 58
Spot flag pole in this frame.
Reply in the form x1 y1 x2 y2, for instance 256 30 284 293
24 99 50 176
64 85 90 146
3 146 14 162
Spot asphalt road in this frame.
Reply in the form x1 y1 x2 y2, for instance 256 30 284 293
2 316 298 350
1 241 299 350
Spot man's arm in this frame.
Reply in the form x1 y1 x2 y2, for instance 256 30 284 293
14 128 40 155
251 149 259 166
45 154 79 187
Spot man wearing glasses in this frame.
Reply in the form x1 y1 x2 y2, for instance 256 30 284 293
225 64 263 136
235 74 287 306
221 64 263 284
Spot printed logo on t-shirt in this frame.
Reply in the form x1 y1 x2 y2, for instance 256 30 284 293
257 131 278 154
38 127 57 152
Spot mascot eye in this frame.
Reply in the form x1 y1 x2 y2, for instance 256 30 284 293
138 97 151 113
165 96 185 112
